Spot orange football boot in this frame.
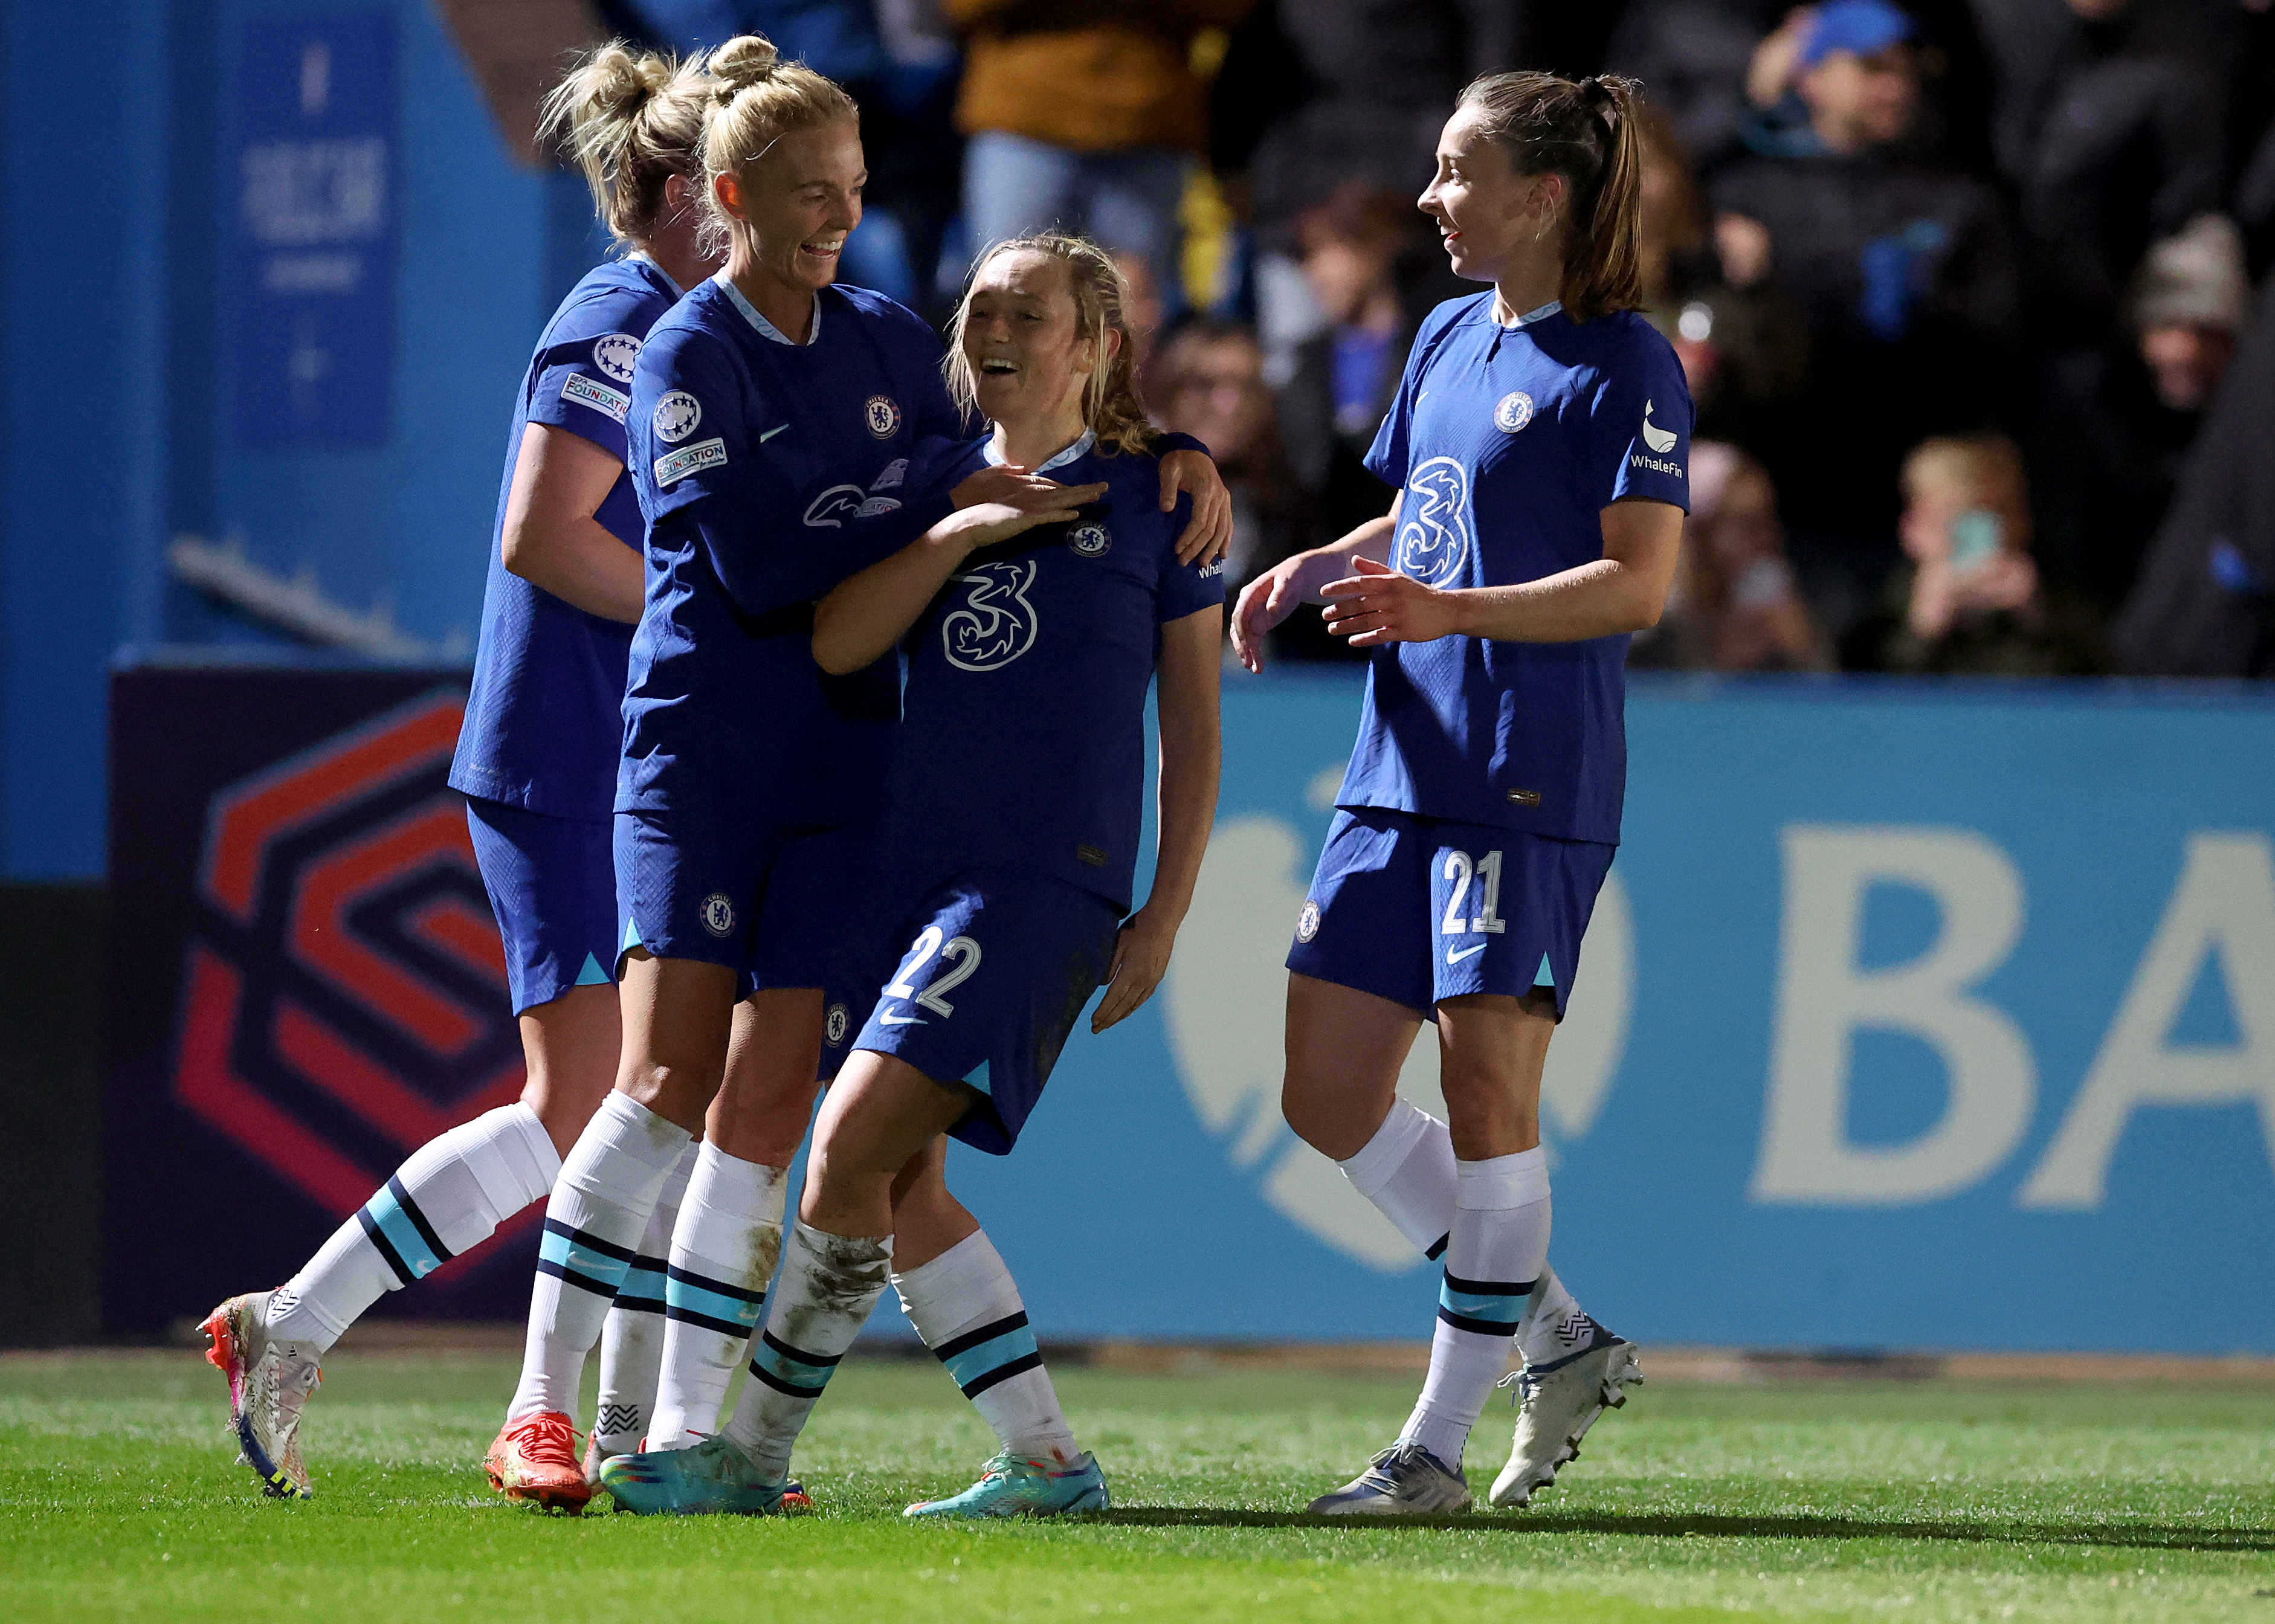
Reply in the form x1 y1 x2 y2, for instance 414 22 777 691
485 1412 595 1513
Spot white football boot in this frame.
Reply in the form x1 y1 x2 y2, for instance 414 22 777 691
1307 1441 1473 1516
1488 1330 1643 1509
201 1290 323 1498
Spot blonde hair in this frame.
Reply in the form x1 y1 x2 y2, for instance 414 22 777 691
1457 71 1647 323
697 33 860 256
944 234 1160 456
540 40 714 244
1902 434 2028 514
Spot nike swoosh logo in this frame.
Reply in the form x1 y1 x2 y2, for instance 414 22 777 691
1445 942 1487 964
879 1011 927 1026
759 424 789 442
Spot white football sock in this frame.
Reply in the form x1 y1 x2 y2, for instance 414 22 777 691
268 1103 559 1352
591 1140 695 1454
1337 1099 1457 1260
647 1143 788 1448
1401 1149 1551 1469
506 1092 691 1424
723 1222 892 1480
1514 1266 1604 1369
895 1231 1076 1461
1340 1106 1602 1370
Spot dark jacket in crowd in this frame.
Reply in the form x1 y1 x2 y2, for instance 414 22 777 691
2114 271 2275 678
1712 150 2021 552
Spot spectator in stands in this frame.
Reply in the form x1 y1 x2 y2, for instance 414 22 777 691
1633 105 1809 447
1630 442 1833 671
1223 1 1507 376
2033 213 2253 615
1710 0 2020 652
1875 434 2103 674
2114 268 2275 678
1605 0 1792 173
1151 321 1328 656
1273 185 1421 555
944 0 1253 312
1970 0 2235 346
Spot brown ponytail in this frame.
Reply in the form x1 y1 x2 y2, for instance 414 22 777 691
944 233 1161 456
1457 71 1646 322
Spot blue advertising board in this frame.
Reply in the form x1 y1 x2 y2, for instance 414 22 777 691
946 674 2275 1354
227 8 398 450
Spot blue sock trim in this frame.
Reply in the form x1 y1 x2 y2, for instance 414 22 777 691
929 1312 1042 1397
358 1176 454 1285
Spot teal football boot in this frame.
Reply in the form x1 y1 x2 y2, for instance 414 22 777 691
598 1435 802 1516
904 1450 1109 1518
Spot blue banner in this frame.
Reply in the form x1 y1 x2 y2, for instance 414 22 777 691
227 8 397 450
950 675 2275 1354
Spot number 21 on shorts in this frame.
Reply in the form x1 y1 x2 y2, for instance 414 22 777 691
886 924 983 1017
1439 849 1508 937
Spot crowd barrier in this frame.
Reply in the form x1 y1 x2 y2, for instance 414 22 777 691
104 666 2275 1350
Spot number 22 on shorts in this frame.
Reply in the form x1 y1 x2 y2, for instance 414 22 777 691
885 924 984 1019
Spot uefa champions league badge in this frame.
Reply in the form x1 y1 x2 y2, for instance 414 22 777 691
865 395 902 438
653 390 703 443
592 332 641 382
1069 522 1112 557
1494 391 1535 434
700 893 736 938
1296 899 1321 942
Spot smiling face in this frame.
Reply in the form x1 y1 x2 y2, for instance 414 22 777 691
715 118 865 297
1419 107 1557 285
958 248 1109 433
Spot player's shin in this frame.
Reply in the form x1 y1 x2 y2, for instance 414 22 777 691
721 1221 892 1481
647 1142 786 1448
267 1103 561 1352
590 1142 694 1460
895 1230 1076 1461
506 1092 693 1425
1399 1149 1551 1468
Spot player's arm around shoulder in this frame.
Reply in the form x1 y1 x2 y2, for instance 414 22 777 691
1092 593 1222 1034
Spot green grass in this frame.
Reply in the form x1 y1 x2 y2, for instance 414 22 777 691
1 1353 2270 1623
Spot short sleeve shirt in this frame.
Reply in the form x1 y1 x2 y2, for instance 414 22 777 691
619 278 964 828
451 256 681 820
1338 295 1693 842
876 435 1224 910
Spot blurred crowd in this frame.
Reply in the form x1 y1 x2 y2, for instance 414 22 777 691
630 0 2275 678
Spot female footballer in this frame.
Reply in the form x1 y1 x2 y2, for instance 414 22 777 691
201 42 721 1503
1233 72 1687 1515
494 40 1228 1513
601 233 1222 1518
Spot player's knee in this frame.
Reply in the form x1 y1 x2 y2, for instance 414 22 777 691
1282 1077 1373 1162
613 1057 720 1132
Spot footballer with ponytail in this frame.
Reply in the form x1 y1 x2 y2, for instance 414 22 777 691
1234 69 1691 1519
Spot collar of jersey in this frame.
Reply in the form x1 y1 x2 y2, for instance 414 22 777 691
983 427 1096 472
716 273 821 346
1496 297 1563 329
628 251 682 297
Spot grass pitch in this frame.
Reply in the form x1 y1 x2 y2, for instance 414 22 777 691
1 1352 2270 1623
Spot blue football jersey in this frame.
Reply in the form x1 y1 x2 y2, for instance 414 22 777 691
1338 295 1693 842
877 434 1225 911
450 255 682 819
619 277 964 826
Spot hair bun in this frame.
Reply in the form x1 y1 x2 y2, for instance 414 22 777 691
709 33 780 91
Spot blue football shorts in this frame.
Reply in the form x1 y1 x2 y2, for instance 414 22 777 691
850 868 1123 1155
1285 807 1615 1019
464 796 618 1016
614 808 854 996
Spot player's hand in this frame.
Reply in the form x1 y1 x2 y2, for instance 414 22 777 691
951 465 1097 512
1229 555 1314 674
1159 450 1233 568
1091 907 1179 1034
1320 555 1462 646
944 483 1109 554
